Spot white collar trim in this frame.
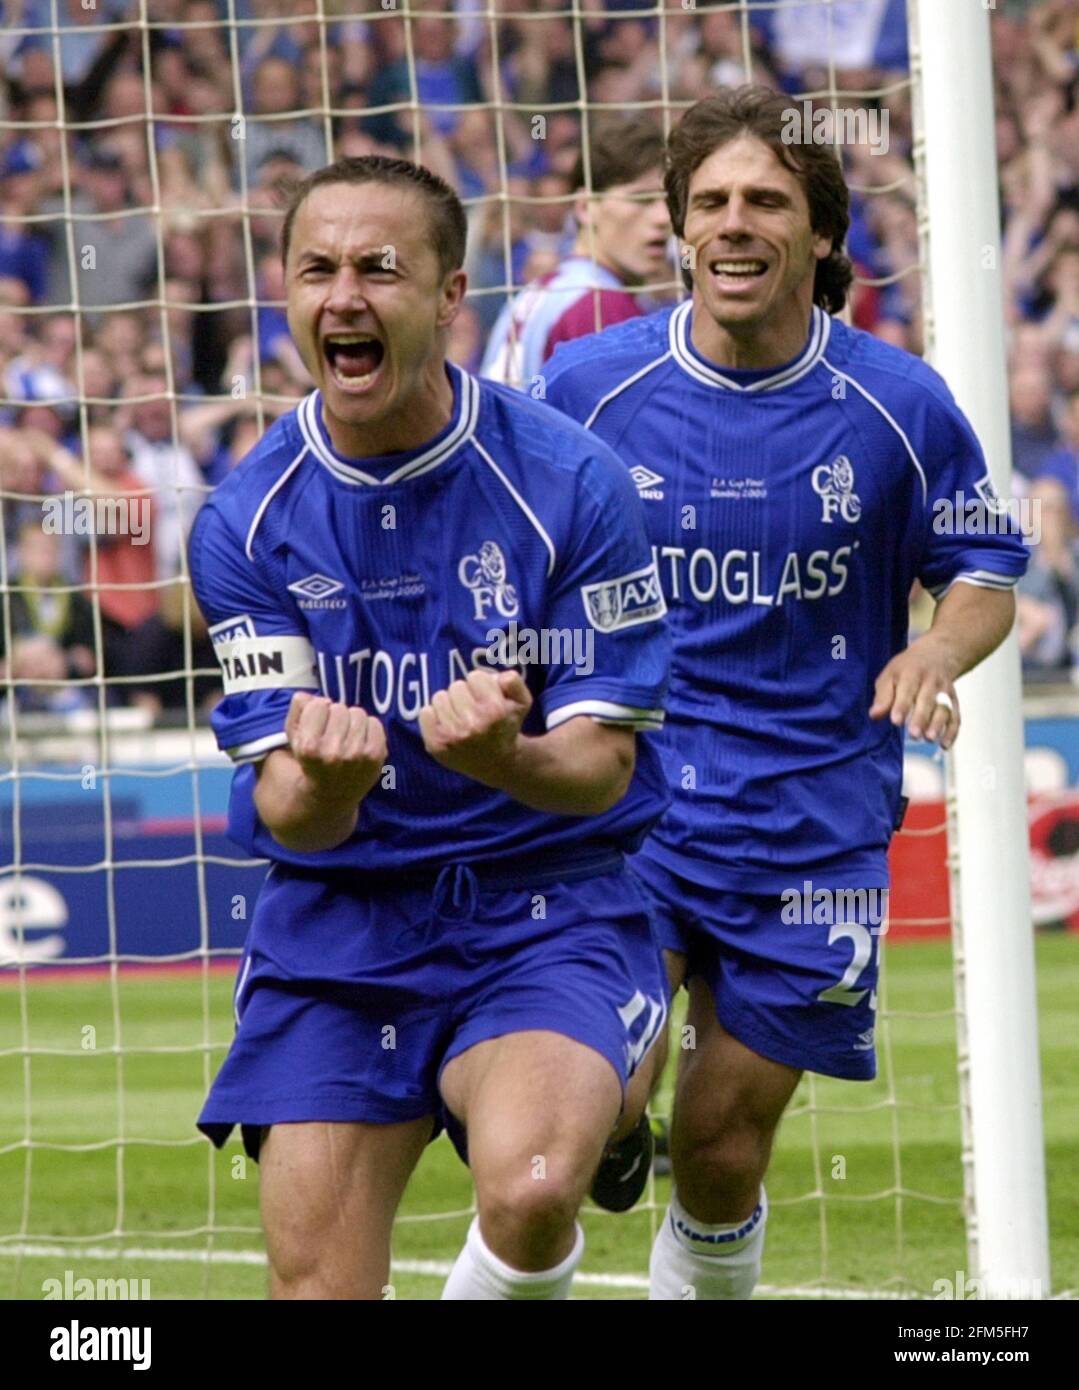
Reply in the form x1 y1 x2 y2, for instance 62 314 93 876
298 363 479 486
668 300 830 392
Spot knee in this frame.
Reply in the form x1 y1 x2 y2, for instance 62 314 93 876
477 1160 583 1257
675 1123 769 1194
267 1247 378 1301
263 1199 382 1300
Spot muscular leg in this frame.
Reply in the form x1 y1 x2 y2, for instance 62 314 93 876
439 1030 621 1294
673 975 801 1222
259 1116 433 1299
650 975 801 1299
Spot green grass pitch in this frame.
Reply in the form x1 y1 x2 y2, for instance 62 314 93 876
1 934 1076 1300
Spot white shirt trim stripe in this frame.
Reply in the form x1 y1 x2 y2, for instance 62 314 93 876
928 571 1020 599
546 699 664 731
473 437 558 577
298 393 380 484
226 730 290 764
233 953 253 1025
822 355 929 506
669 301 831 392
583 350 672 430
245 449 308 561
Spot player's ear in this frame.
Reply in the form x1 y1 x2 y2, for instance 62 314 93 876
813 230 834 262
573 191 591 229
437 269 468 328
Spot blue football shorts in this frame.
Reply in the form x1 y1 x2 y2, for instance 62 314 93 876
198 852 668 1158
631 853 883 1081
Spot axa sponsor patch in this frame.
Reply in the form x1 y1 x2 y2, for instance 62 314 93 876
580 565 666 632
974 471 1006 514
209 614 256 647
209 615 319 694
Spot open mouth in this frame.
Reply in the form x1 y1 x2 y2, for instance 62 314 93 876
323 333 385 390
708 257 769 286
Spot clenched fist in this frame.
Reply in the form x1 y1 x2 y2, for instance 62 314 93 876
286 691 388 802
419 668 532 785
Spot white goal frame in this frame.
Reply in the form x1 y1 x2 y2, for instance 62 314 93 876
908 0 1050 1299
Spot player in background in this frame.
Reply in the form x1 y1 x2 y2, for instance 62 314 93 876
481 115 672 391
190 156 671 1300
543 87 1028 1299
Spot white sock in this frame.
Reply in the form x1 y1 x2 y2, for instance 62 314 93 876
441 1216 584 1300
649 1187 768 1300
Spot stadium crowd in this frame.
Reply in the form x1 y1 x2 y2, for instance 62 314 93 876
0 0 1078 713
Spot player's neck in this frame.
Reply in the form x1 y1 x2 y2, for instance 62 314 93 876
688 296 814 371
571 238 625 284
320 361 455 460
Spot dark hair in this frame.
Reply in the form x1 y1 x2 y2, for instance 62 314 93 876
279 155 467 279
665 86 854 313
570 113 666 196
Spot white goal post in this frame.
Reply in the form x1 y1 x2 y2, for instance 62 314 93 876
908 0 1050 1298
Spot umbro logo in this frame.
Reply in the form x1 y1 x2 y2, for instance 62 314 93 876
288 573 343 600
629 464 664 500
288 573 347 609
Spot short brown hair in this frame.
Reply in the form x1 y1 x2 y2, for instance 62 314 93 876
280 155 467 279
665 86 854 313
571 114 665 196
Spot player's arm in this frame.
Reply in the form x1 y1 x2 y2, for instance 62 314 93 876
254 693 388 853
419 437 667 813
419 668 634 815
187 499 387 849
503 710 635 813
871 392 1028 750
869 584 1016 749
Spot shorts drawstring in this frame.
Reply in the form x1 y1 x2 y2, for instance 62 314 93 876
432 863 480 922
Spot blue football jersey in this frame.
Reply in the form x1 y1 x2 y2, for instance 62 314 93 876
544 302 1029 892
189 362 671 872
